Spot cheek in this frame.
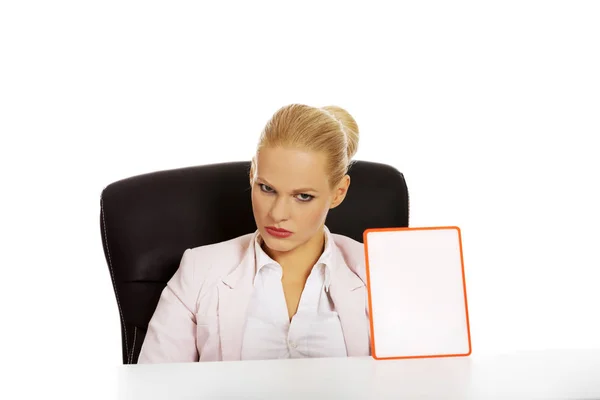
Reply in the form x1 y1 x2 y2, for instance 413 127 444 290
251 191 266 218
251 190 279 223
297 201 329 227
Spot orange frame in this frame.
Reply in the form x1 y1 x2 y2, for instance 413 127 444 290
363 226 472 360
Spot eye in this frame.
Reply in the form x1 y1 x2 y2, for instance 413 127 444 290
296 193 314 202
259 183 275 193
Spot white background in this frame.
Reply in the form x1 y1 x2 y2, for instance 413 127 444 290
1 1 599 398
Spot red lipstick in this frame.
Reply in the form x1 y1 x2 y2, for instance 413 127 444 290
265 226 293 239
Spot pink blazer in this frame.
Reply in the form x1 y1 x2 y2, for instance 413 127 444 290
137 231 371 363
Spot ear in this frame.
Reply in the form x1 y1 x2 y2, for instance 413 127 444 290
330 175 351 209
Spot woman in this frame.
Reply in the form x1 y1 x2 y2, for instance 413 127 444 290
138 104 370 363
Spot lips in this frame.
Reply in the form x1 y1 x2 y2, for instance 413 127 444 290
265 226 293 238
266 226 291 233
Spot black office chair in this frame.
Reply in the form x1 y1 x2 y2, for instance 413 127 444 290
100 160 409 364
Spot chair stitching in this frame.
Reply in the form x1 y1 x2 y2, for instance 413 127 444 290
101 196 129 361
129 326 137 364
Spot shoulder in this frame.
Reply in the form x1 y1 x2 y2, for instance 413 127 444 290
188 233 254 266
331 233 365 262
331 233 366 280
176 233 255 289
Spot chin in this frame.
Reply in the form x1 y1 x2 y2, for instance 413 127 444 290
261 235 296 253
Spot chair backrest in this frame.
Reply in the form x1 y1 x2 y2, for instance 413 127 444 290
100 160 409 364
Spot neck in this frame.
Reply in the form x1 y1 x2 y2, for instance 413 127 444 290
264 227 326 284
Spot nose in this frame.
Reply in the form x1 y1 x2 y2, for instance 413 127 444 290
268 195 291 222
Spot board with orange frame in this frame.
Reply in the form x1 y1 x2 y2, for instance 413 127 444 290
363 226 472 360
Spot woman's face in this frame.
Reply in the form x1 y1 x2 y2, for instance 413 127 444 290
251 146 348 255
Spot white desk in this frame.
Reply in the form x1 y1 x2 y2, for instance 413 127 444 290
118 349 600 399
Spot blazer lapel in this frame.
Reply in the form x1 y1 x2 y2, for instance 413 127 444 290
217 238 257 361
329 248 371 357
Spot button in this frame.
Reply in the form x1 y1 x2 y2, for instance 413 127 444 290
289 341 297 349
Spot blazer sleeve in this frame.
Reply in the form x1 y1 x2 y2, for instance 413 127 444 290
138 248 199 363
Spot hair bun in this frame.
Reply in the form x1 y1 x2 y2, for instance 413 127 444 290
321 105 360 160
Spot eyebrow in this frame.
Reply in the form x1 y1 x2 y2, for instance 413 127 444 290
256 177 319 193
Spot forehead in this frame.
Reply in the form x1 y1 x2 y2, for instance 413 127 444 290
255 147 329 191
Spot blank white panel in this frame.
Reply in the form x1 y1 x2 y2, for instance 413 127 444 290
365 227 471 359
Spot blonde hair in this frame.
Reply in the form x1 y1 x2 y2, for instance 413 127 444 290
250 104 360 187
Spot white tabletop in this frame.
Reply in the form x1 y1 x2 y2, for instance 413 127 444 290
117 349 600 399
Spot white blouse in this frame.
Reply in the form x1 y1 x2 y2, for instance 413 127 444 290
240 227 348 360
